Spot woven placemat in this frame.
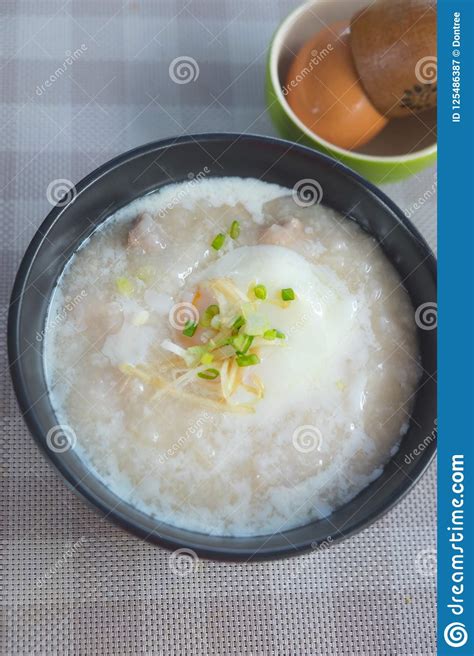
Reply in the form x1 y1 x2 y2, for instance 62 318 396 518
0 1 436 653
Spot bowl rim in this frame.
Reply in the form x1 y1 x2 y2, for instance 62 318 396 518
268 0 438 164
8 132 437 561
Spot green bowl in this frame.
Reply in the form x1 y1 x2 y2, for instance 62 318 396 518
266 0 437 184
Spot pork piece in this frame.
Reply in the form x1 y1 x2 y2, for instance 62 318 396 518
128 212 167 253
260 217 306 248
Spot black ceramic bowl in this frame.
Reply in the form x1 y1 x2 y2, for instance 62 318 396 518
8 134 436 561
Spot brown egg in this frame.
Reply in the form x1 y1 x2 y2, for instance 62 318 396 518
285 21 388 150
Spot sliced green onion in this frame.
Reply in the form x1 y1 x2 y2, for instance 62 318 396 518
281 288 295 301
229 220 240 240
209 335 233 350
201 304 220 328
232 315 245 333
211 233 226 250
232 334 246 351
198 368 220 380
183 321 197 337
263 329 277 340
254 284 267 300
200 352 214 365
135 266 155 284
236 353 260 367
264 328 285 340
116 277 134 296
233 334 254 354
184 345 207 367
208 304 220 315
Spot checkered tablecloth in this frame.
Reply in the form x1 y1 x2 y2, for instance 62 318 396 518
1 2 437 654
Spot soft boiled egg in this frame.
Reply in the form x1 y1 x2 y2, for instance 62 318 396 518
193 244 374 424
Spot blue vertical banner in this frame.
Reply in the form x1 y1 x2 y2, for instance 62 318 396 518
438 1 474 654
